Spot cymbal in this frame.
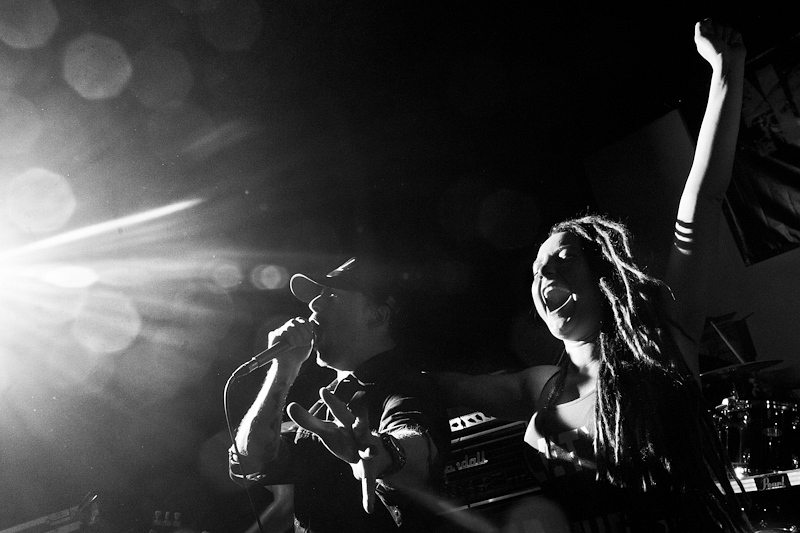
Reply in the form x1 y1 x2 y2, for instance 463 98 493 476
700 359 783 379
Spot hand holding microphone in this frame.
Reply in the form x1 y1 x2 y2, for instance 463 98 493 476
232 317 317 379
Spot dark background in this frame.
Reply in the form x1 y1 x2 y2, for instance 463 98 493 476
1 1 798 531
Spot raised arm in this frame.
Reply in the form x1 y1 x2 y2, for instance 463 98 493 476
664 19 746 377
229 318 315 485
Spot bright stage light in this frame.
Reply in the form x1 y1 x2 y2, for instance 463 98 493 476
0 198 204 258
40 265 99 288
0 198 208 396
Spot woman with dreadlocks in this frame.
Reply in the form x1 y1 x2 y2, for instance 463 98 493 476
436 19 752 532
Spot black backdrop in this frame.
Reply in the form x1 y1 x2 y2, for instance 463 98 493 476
1 1 799 531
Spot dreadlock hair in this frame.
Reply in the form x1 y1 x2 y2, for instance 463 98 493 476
549 214 751 532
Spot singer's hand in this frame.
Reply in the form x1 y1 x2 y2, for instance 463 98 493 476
694 18 745 69
287 389 387 514
268 317 315 364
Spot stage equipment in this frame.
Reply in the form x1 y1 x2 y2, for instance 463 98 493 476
715 398 799 477
441 410 539 508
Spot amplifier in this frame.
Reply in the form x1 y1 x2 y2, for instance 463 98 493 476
441 411 540 510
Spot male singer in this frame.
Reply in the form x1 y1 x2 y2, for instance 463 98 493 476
229 256 449 532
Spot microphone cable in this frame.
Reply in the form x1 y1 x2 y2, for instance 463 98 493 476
224 360 268 533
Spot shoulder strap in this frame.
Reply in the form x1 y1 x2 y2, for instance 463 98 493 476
537 364 566 411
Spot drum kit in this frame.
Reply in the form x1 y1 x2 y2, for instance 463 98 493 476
702 360 800 532
701 359 800 478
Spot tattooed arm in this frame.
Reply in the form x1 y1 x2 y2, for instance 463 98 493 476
229 317 315 485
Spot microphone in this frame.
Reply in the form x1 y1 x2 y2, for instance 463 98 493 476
232 341 297 379
232 321 317 379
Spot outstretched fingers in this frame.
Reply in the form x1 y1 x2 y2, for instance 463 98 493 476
320 387 357 428
288 396 359 464
286 402 328 435
291 386 381 514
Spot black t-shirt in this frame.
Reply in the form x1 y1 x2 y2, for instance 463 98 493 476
244 348 450 533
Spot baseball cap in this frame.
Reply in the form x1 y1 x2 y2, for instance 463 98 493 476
290 256 399 306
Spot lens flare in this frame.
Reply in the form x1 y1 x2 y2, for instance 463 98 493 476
0 93 43 154
0 0 58 50
62 32 133 100
71 289 142 354
40 265 99 288
2 168 76 234
251 263 288 290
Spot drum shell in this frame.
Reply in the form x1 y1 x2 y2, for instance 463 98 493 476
714 400 800 476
